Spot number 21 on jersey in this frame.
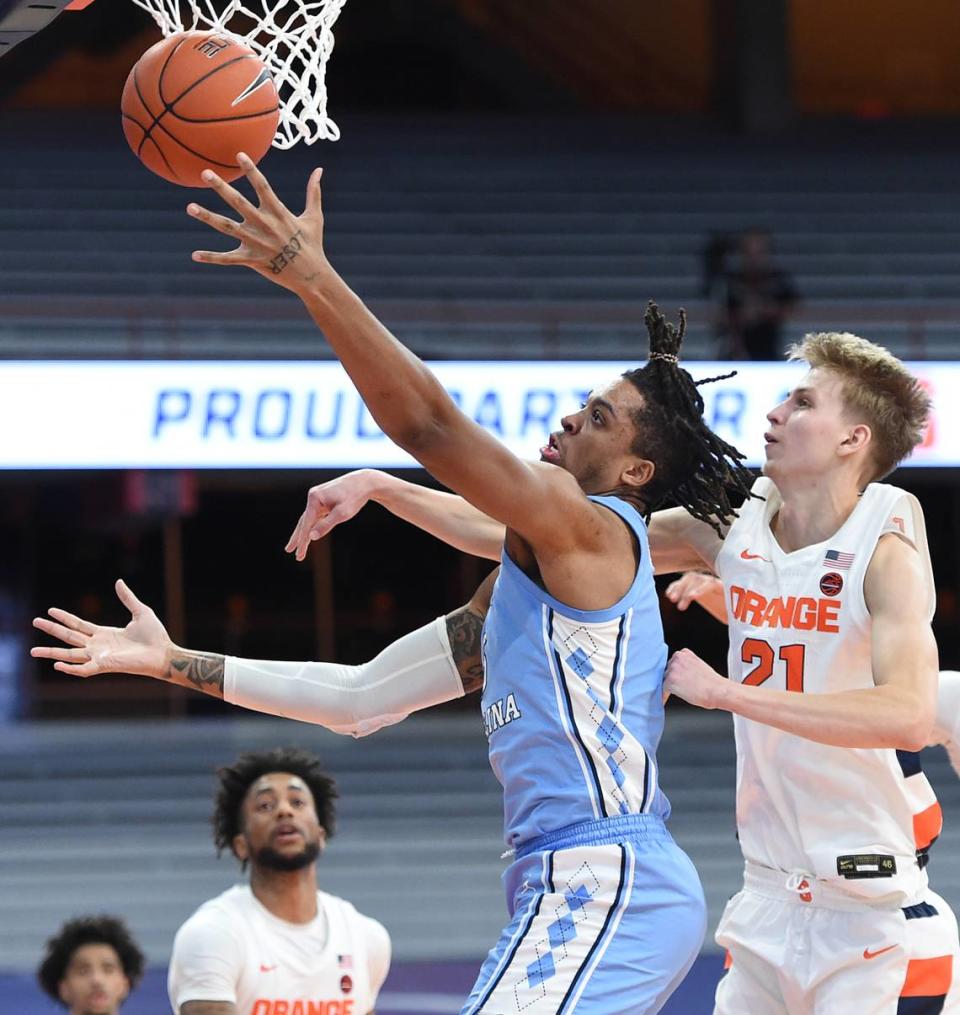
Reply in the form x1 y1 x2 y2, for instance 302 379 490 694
741 638 806 692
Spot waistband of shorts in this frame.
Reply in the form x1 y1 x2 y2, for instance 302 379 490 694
742 860 922 912
514 814 669 859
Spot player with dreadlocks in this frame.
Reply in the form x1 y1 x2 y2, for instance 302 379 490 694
183 164 759 1015
33 159 758 1014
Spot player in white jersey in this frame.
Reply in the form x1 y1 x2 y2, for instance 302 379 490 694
656 332 960 1013
168 747 390 1015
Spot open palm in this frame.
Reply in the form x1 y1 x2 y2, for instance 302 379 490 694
31 580 171 679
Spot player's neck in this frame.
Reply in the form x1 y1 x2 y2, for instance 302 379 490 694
249 864 319 924
770 476 861 553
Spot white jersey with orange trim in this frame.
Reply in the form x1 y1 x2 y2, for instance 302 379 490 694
715 476 941 903
168 885 390 1015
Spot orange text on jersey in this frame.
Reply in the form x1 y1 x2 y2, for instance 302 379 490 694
729 586 841 634
252 1001 354 1015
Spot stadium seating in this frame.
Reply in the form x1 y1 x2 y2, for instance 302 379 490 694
1 112 959 360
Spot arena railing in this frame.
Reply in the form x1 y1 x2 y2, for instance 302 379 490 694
2 297 959 360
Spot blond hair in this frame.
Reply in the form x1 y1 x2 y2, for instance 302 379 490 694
788 332 931 480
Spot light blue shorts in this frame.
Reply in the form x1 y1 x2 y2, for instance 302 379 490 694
461 814 706 1015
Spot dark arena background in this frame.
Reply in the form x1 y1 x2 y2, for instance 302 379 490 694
2 2 960 1012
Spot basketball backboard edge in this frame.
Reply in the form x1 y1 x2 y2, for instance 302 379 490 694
0 0 96 58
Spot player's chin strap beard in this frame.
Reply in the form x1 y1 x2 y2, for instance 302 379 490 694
253 840 322 872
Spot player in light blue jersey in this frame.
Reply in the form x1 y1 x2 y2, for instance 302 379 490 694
185 162 761 1014
35 161 756 1014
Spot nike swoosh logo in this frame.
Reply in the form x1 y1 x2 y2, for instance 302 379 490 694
233 66 274 106
863 945 897 960
740 549 770 562
260 964 278 973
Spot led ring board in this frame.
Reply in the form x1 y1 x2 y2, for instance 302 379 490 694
0 360 955 471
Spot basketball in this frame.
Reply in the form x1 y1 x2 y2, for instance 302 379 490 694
121 31 279 188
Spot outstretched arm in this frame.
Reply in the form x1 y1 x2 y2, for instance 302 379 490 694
285 469 504 563
188 160 608 561
648 507 726 576
30 580 226 696
32 572 497 735
665 535 937 750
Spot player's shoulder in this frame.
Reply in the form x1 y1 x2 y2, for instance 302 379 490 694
861 481 926 555
318 891 390 946
317 889 383 926
715 475 772 544
175 885 252 941
861 480 914 507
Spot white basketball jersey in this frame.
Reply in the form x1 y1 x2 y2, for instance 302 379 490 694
715 476 941 903
168 884 390 1015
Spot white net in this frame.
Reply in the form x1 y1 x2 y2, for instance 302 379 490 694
129 0 349 149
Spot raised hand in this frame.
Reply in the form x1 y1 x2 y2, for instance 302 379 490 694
187 153 329 295
31 580 171 679
665 572 721 611
285 470 380 562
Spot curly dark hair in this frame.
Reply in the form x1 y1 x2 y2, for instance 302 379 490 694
622 301 756 533
213 746 338 862
37 915 144 1003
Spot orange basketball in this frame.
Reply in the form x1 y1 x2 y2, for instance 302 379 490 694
121 31 280 188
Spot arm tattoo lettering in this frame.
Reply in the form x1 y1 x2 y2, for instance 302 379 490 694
168 650 225 697
269 230 304 275
446 608 485 695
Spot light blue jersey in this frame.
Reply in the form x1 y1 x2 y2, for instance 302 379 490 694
480 494 670 850
465 495 706 1014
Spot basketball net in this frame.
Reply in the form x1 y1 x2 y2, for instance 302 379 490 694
128 0 348 149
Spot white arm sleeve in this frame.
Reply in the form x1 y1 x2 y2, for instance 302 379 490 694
936 671 960 737
224 616 464 738
935 670 960 770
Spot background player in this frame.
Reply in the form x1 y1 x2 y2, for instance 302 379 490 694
167 746 390 1015
37 915 145 1015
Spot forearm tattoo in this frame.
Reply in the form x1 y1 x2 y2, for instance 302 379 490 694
168 650 225 697
446 608 485 694
269 229 304 275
